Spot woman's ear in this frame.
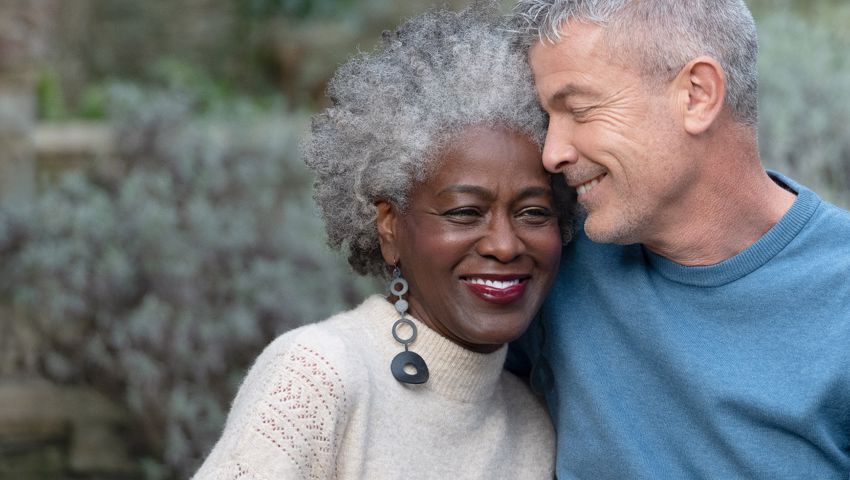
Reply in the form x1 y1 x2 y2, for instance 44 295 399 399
375 200 400 265
673 56 726 135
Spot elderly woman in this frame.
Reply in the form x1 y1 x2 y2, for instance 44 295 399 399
194 5 574 479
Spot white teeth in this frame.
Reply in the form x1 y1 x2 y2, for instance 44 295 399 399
577 177 600 196
466 278 521 289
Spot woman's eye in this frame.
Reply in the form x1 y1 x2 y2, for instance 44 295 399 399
518 207 554 224
445 207 479 216
443 207 481 222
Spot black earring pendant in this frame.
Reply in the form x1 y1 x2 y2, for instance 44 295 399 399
388 268 429 384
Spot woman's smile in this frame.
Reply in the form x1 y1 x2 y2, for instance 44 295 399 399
461 275 530 305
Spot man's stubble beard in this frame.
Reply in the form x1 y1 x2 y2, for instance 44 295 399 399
580 201 644 246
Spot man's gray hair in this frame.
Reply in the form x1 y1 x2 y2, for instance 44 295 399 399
304 4 573 278
514 0 759 127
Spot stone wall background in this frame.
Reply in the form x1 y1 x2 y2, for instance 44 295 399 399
0 379 138 479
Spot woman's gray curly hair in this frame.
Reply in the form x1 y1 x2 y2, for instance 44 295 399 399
304 3 574 278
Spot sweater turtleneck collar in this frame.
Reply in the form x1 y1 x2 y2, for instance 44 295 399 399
359 295 508 404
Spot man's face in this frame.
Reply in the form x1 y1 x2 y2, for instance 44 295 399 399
530 22 697 245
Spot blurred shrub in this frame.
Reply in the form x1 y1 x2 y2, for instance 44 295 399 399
0 87 374 479
36 68 69 121
238 0 356 19
61 59 284 122
48 0 473 116
758 11 850 207
76 82 110 120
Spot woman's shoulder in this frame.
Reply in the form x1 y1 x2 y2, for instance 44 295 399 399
242 295 393 401
252 296 386 389
252 323 354 406
193 297 389 479
260 294 389 368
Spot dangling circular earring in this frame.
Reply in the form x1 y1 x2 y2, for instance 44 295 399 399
388 266 429 384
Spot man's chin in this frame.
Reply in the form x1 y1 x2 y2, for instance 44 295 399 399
583 213 638 245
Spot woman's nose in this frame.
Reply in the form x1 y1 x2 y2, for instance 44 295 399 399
542 118 579 174
476 214 525 263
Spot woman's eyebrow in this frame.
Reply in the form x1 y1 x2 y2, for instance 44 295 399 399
437 184 495 200
436 185 551 200
515 186 553 201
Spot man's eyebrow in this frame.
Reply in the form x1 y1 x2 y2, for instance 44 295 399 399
549 84 593 105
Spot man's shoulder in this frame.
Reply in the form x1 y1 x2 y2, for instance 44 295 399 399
791 186 850 255
764 175 850 283
812 197 850 230
793 200 850 280
772 171 850 232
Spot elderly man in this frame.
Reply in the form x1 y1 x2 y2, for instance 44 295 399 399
509 0 850 478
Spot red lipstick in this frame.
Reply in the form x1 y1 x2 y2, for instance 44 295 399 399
462 277 528 305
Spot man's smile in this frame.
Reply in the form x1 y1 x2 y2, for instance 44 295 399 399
576 173 607 196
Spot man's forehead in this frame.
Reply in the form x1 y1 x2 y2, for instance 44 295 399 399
529 22 638 87
543 18 606 45
529 20 611 65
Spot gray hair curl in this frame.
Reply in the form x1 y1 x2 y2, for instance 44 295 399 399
513 0 759 127
304 4 574 278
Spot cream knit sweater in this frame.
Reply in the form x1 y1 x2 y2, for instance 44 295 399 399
193 295 555 479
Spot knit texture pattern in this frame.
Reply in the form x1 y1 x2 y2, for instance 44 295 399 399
194 295 555 479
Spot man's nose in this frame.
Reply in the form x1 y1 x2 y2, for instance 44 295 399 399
542 117 579 174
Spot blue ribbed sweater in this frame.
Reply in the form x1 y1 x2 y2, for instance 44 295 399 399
510 173 850 479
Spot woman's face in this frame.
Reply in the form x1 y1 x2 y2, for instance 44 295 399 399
377 126 562 353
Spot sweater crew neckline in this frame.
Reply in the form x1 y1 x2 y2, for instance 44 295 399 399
360 295 508 403
644 172 820 287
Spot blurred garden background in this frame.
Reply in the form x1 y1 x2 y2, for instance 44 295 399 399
0 0 849 478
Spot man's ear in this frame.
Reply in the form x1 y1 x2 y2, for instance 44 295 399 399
673 56 726 135
375 200 400 265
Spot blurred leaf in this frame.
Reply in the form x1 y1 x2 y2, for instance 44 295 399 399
238 0 357 19
36 68 68 121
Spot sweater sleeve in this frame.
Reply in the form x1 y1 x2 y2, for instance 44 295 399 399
192 333 351 480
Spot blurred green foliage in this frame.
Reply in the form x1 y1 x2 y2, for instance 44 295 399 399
4 1 850 479
45 0 473 115
238 0 357 19
35 69 68 121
